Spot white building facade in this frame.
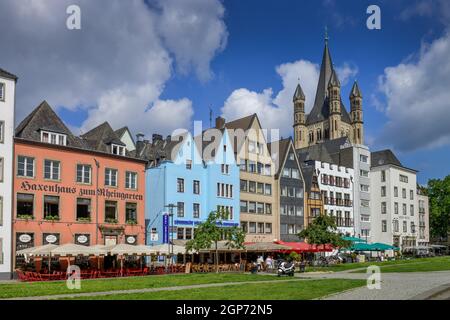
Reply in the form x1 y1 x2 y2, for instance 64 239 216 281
0 68 17 280
417 191 430 247
315 161 355 236
352 145 372 242
371 150 419 249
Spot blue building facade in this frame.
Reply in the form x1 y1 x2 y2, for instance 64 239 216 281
145 130 240 245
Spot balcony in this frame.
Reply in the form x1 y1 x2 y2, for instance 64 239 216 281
335 218 354 228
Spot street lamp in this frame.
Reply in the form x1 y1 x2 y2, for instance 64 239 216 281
164 204 176 263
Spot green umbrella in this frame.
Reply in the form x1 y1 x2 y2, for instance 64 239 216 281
370 243 400 251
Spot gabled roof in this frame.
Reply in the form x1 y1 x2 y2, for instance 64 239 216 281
136 133 188 165
224 113 258 131
301 163 316 193
81 122 125 153
0 67 18 81
305 41 351 125
15 101 84 148
371 150 403 168
267 138 291 177
115 127 129 139
297 137 353 168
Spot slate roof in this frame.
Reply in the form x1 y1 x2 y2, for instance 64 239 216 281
370 150 409 170
135 133 187 165
267 138 291 177
224 113 261 154
0 67 18 81
305 41 351 126
15 101 144 161
15 101 85 148
297 137 354 168
350 81 362 98
293 83 305 101
301 163 316 193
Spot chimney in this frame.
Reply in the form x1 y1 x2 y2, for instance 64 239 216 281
215 116 225 129
136 133 145 142
135 133 145 156
152 134 163 143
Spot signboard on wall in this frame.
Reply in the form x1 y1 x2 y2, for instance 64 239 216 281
150 232 159 242
163 214 169 244
43 233 60 245
16 233 34 252
75 234 90 246
126 235 137 245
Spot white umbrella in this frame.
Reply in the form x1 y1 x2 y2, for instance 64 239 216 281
151 244 188 255
16 244 58 256
51 244 101 256
109 244 157 256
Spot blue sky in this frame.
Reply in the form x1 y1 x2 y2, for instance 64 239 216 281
1 0 449 184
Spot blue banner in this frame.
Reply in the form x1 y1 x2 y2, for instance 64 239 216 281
163 214 169 244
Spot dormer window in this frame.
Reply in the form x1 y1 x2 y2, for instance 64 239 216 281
41 131 67 146
111 144 125 156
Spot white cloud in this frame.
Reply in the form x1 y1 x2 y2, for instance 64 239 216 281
0 0 227 136
220 59 357 138
335 63 359 86
399 0 450 25
376 30 450 151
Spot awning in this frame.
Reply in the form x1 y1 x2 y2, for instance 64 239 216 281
370 243 400 251
108 244 157 256
150 244 189 255
275 241 333 253
51 244 104 256
16 244 58 256
244 242 292 252
342 236 367 243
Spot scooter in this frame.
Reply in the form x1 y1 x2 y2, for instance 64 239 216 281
277 260 295 277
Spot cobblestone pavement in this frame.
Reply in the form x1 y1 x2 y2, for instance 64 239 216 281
297 270 450 300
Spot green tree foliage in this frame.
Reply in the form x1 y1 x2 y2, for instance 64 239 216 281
186 210 245 272
427 175 450 238
298 215 351 249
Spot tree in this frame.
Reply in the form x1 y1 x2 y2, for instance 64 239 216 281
186 210 245 272
427 175 450 239
298 215 351 250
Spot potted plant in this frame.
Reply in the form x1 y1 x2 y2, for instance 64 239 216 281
17 214 34 221
105 218 118 224
126 219 138 225
44 215 60 222
77 217 91 223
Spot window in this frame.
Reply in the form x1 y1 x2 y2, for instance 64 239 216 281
280 224 288 235
0 121 4 143
296 187 303 198
291 169 300 179
240 201 248 213
282 168 290 177
257 182 264 194
411 222 415 234
193 180 200 195
77 164 91 184
394 187 398 197
105 201 117 222
394 202 399 214
402 188 406 199
193 203 200 218
249 222 256 234
399 174 408 183
185 228 193 240
265 223 272 234
248 202 256 213
17 156 34 178
76 198 91 221
44 196 59 219
241 222 248 233
125 203 137 222
249 181 256 193
177 228 185 240
361 199 370 208
0 197 2 226
265 203 272 215
248 161 256 173
288 153 295 161
257 162 263 174
0 237 3 265
360 155 368 163
263 164 271 176
265 184 272 196
296 206 303 217
40 131 67 146
403 221 407 233
125 172 137 189
248 140 256 153
257 223 264 234
288 187 295 198
382 220 387 232
221 164 229 174
361 214 370 222
44 160 60 181
360 184 369 192
17 194 34 218
186 160 192 170
393 220 399 232
381 186 386 197
256 203 264 214
177 202 184 217
0 83 4 101
410 190 414 200
403 204 407 215
240 180 248 192
177 178 185 193
0 158 3 182
410 204 414 216
111 144 125 156
240 159 247 171
105 168 118 187
360 169 369 177
381 170 386 182
281 205 287 215
381 202 387 214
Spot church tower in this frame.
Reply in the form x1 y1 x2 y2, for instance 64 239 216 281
328 69 341 140
293 82 307 149
350 80 364 144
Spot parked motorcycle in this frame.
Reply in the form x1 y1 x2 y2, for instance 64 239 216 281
277 261 295 277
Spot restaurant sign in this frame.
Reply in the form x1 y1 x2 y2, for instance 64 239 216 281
75 234 90 246
16 233 34 251
43 233 60 245
126 235 137 245
20 181 143 201
163 214 169 244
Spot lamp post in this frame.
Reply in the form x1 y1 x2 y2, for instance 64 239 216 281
94 158 100 244
164 204 176 264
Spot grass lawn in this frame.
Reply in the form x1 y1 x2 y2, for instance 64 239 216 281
351 256 450 273
0 273 293 299
63 279 365 300
305 256 450 273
